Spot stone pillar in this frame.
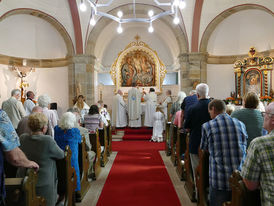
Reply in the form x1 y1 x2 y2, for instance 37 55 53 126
178 52 208 94
69 54 96 107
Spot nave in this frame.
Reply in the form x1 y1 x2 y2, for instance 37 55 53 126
78 139 195 206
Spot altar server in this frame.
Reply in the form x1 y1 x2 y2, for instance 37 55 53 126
143 88 157 127
128 84 142 127
112 90 127 128
151 107 165 142
24 91 36 115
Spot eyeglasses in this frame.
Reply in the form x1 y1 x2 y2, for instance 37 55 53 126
261 112 274 118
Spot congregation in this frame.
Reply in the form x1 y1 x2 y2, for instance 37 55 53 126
0 82 273 206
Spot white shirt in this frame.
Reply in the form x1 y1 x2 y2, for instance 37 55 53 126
24 99 35 115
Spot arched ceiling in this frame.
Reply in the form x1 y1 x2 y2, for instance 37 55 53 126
86 3 189 65
95 21 178 69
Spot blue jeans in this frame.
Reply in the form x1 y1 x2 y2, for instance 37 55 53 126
209 187 231 206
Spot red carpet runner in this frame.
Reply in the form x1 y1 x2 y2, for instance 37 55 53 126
96 141 181 206
122 127 153 140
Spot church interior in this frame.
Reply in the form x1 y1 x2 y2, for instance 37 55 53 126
0 0 273 206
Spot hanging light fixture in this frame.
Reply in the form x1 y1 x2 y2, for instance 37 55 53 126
80 0 186 33
148 22 154 33
117 23 123 33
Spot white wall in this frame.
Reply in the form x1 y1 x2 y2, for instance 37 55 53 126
200 1 274 47
207 64 235 99
0 13 69 116
0 65 69 117
0 0 74 52
207 9 274 55
0 14 67 59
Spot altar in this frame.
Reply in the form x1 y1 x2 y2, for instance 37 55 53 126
110 35 166 95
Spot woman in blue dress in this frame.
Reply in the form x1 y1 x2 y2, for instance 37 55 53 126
54 112 82 201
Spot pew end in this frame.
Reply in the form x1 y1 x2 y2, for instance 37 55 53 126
107 120 112 156
223 171 261 206
176 130 187 181
165 121 171 156
56 146 77 206
5 169 46 206
170 125 178 166
195 149 209 206
184 134 196 202
99 126 109 167
89 129 101 179
78 136 91 201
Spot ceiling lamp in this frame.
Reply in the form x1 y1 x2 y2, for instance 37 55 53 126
148 22 154 33
79 0 186 33
117 23 123 34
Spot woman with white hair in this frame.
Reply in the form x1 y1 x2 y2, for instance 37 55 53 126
54 112 82 201
38 94 57 136
170 91 186 122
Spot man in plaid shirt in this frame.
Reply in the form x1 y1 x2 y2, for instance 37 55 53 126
241 102 274 206
200 99 248 206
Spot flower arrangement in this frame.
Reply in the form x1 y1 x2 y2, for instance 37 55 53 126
226 97 235 103
260 96 272 102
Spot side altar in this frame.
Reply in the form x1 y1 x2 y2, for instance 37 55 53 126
234 47 273 99
110 35 166 96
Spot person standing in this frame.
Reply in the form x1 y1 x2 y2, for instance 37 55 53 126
128 84 142 128
73 95 90 123
143 88 157 127
184 83 211 197
19 113 64 206
0 109 39 204
159 90 172 120
17 106 43 136
231 92 263 146
200 99 247 206
24 91 36 115
38 94 57 136
112 90 127 128
151 107 165 142
241 102 274 206
2 89 26 129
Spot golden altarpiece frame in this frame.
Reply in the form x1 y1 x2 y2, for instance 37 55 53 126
110 36 166 94
234 47 273 98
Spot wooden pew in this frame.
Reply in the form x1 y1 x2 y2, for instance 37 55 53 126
195 149 209 206
56 146 77 206
99 126 109 167
165 121 171 156
5 169 46 206
184 134 196 202
176 130 187 181
223 171 261 206
165 102 173 156
170 125 178 166
78 136 91 201
89 129 101 178
106 120 112 156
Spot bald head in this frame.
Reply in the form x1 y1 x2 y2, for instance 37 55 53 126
118 90 123 96
32 106 43 114
263 102 274 132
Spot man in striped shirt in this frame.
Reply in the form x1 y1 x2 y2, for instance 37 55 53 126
241 102 274 206
200 99 248 206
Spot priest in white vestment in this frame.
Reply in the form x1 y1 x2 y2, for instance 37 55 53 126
128 84 142 127
112 90 127 128
159 90 172 120
143 88 157 127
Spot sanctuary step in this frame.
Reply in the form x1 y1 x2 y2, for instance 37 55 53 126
112 131 124 141
123 127 153 140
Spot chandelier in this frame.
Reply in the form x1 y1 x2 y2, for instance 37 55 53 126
79 0 186 33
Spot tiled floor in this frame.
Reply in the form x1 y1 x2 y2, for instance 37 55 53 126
77 148 196 206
